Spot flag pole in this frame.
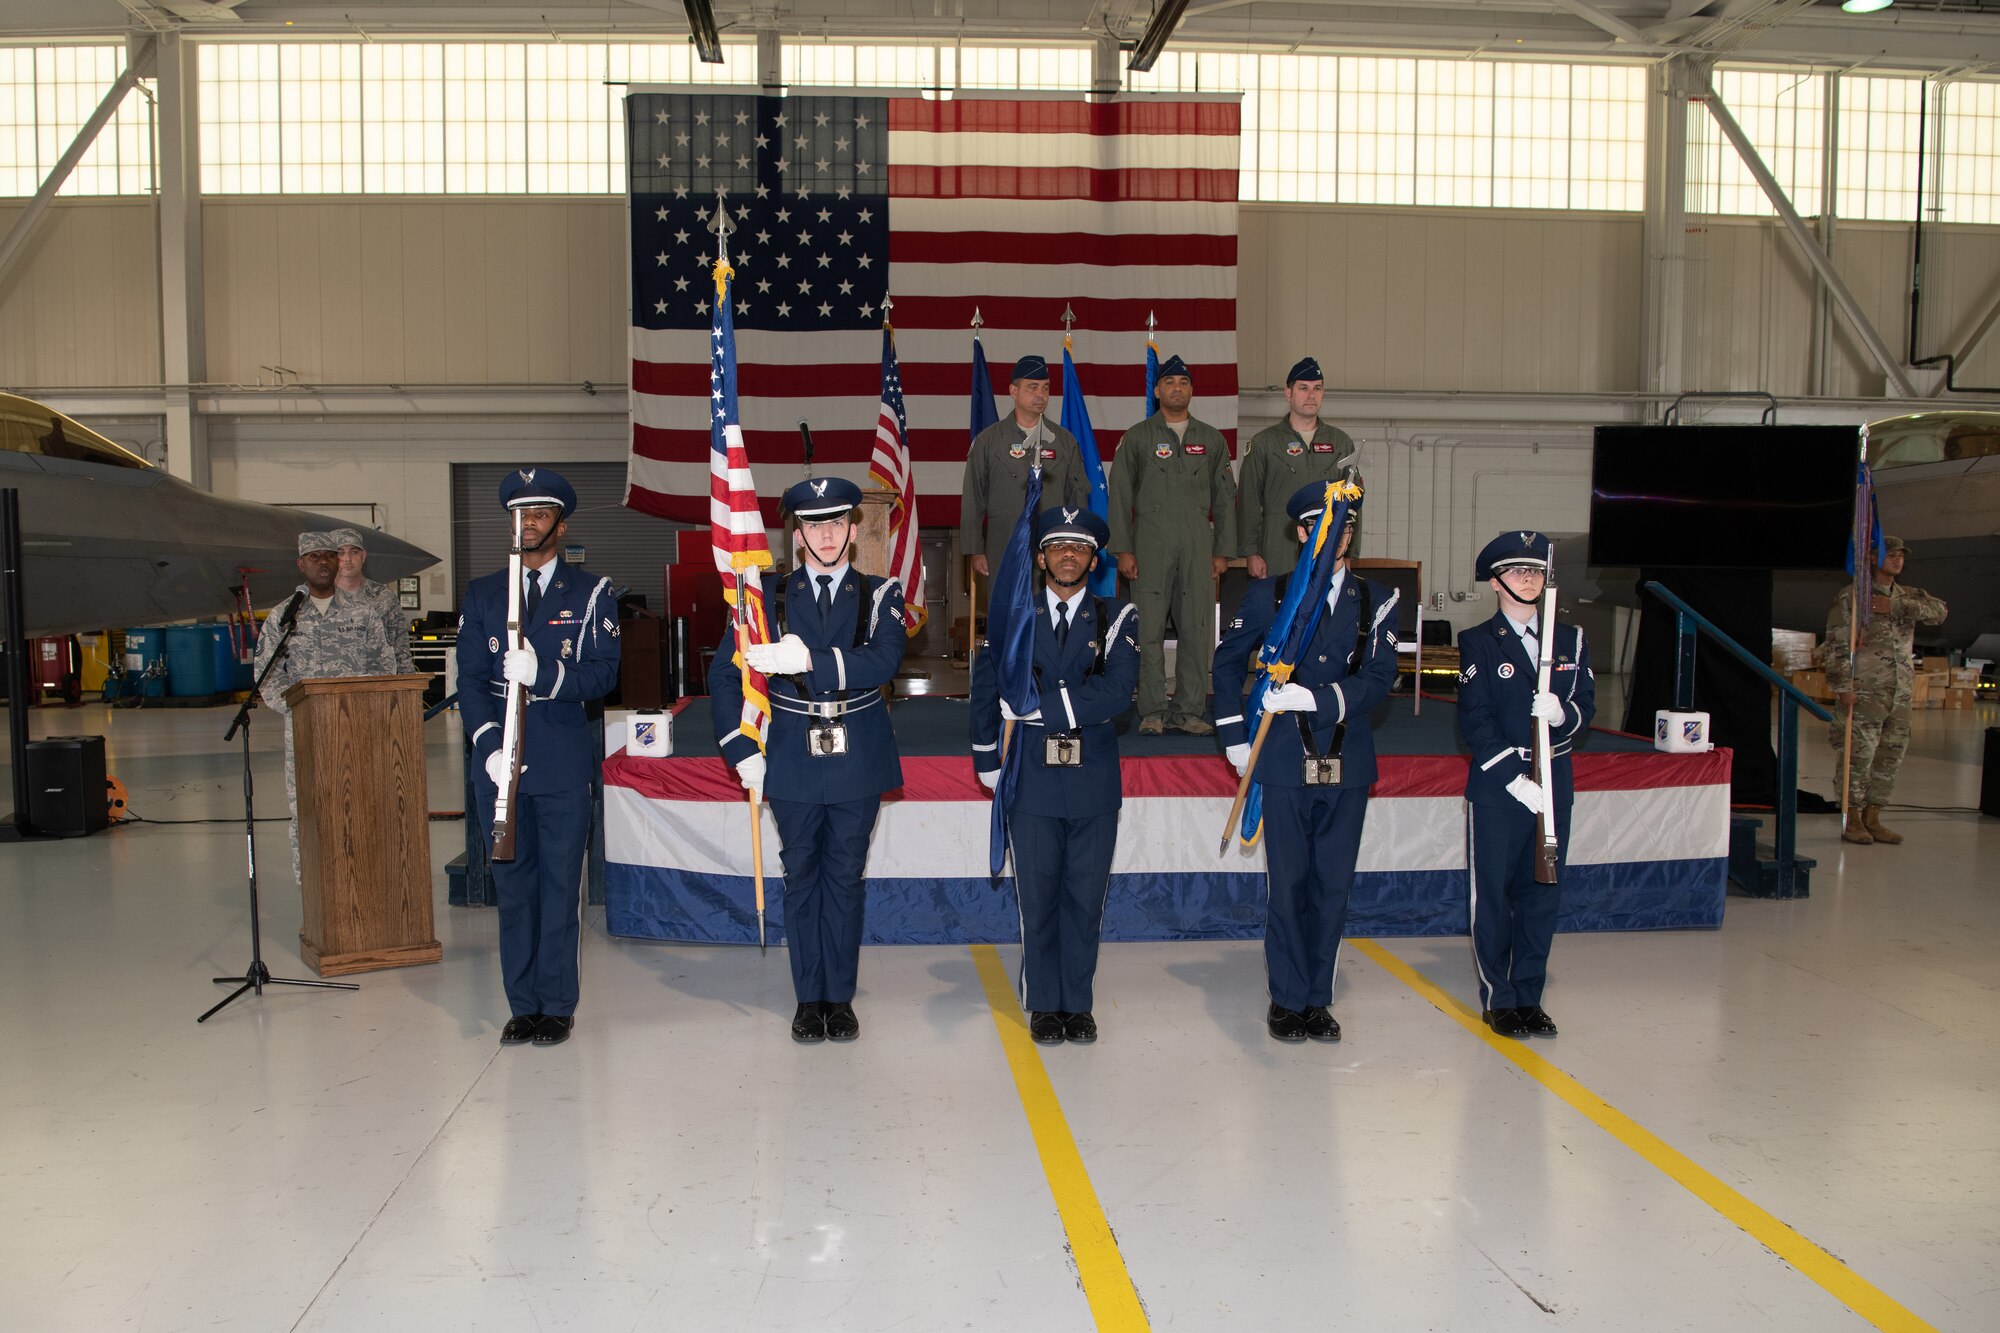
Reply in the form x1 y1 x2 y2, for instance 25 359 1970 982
967 306 986 681
1217 712 1277 855
712 193 765 952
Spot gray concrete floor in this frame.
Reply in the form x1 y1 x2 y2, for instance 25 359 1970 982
1 687 1995 1331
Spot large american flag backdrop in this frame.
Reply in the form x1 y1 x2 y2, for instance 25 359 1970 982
622 91 1241 529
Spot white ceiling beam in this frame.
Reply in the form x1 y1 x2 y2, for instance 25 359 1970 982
1547 0 1649 46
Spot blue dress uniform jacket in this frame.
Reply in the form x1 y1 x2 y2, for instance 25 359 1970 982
456 558 621 1022
1212 569 1400 1013
969 591 1141 1015
709 567 907 803
459 559 621 794
970 593 1141 816
1455 612 1596 1013
1213 571 1402 786
708 566 907 1006
1456 613 1593 805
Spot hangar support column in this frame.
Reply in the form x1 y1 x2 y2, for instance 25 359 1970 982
1641 56 1692 401
155 33 209 489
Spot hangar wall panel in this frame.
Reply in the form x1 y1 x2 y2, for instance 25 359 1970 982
206 414 630 617
201 198 627 388
0 200 159 388
1236 205 1643 393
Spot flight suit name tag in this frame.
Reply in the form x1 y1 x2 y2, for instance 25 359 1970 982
1184 443 1207 455
1043 733 1084 767
1311 441 1338 453
1302 756 1342 785
807 721 849 757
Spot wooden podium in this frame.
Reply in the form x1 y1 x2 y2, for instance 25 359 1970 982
284 673 443 976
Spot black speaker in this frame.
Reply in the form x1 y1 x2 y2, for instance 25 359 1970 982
25 735 108 837
1983 727 2000 819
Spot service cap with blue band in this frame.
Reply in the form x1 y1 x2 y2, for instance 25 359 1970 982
783 475 863 521
1157 353 1191 380
297 531 338 556
499 466 577 518
1035 504 1110 551
1474 530 1552 580
1285 479 1363 527
1010 354 1050 382
1285 356 1323 385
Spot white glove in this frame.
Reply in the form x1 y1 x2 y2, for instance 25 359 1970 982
502 644 539 686
978 768 1000 791
735 753 766 797
1226 743 1250 777
1264 683 1317 714
483 750 523 787
745 633 811 675
1532 691 1567 726
1000 699 1043 724
1506 774 1547 816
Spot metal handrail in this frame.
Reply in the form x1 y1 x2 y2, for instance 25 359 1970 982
1643 579 1825 898
1642 582 1832 722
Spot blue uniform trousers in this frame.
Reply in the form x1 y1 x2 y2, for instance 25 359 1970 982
485 784 592 1019
770 795 880 1004
1010 811 1118 1013
1262 784 1368 1012
1467 798 1572 1011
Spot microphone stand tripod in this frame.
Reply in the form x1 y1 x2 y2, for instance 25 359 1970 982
199 599 359 1023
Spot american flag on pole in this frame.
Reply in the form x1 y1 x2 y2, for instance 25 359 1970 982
867 319 926 635
623 93 1241 531
707 245 775 749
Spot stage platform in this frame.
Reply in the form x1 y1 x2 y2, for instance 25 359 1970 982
604 697 1731 945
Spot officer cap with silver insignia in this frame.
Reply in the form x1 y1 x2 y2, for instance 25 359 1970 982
1475 530 1552 580
1034 505 1110 550
1157 353 1191 381
1010 354 1050 383
782 475 863 521
1285 356 1323 385
499 466 576 518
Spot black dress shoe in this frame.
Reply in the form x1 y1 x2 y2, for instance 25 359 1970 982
1266 1004 1308 1043
823 1002 860 1042
531 1015 574 1046
1484 1007 1529 1039
1062 1011 1097 1044
1518 1005 1558 1037
1029 1011 1066 1044
1301 1006 1342 1042
791 1003 827 1043
500 1014 542 1046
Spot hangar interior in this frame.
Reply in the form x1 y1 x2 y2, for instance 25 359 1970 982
3 2 1998 1331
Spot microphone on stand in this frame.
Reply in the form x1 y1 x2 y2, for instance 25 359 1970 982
278 590 307 629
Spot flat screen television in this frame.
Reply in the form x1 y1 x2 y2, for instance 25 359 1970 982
1588 425 1860 570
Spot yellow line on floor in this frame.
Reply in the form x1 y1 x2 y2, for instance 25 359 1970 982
1352 938 1938 1333
969 943 1149 1332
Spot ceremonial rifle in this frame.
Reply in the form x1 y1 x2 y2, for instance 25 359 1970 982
1531 540 1560 885
490 506 529 862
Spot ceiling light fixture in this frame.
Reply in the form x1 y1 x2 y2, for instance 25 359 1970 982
1126 0 1191 75
1841 0 1895 14
682 0 725 65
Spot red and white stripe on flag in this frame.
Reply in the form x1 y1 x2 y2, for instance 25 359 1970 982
626 94 1241 530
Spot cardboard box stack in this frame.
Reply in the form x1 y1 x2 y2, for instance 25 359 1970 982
1914 656 1952 709
1774 631 1834 703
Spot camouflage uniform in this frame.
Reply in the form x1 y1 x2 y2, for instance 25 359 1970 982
1824 578 1948 811
344 577 416 673
253 587 406 885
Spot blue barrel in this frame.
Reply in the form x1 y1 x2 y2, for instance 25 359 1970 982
165 625 220 697
211 625 247 693
123 627 168 698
